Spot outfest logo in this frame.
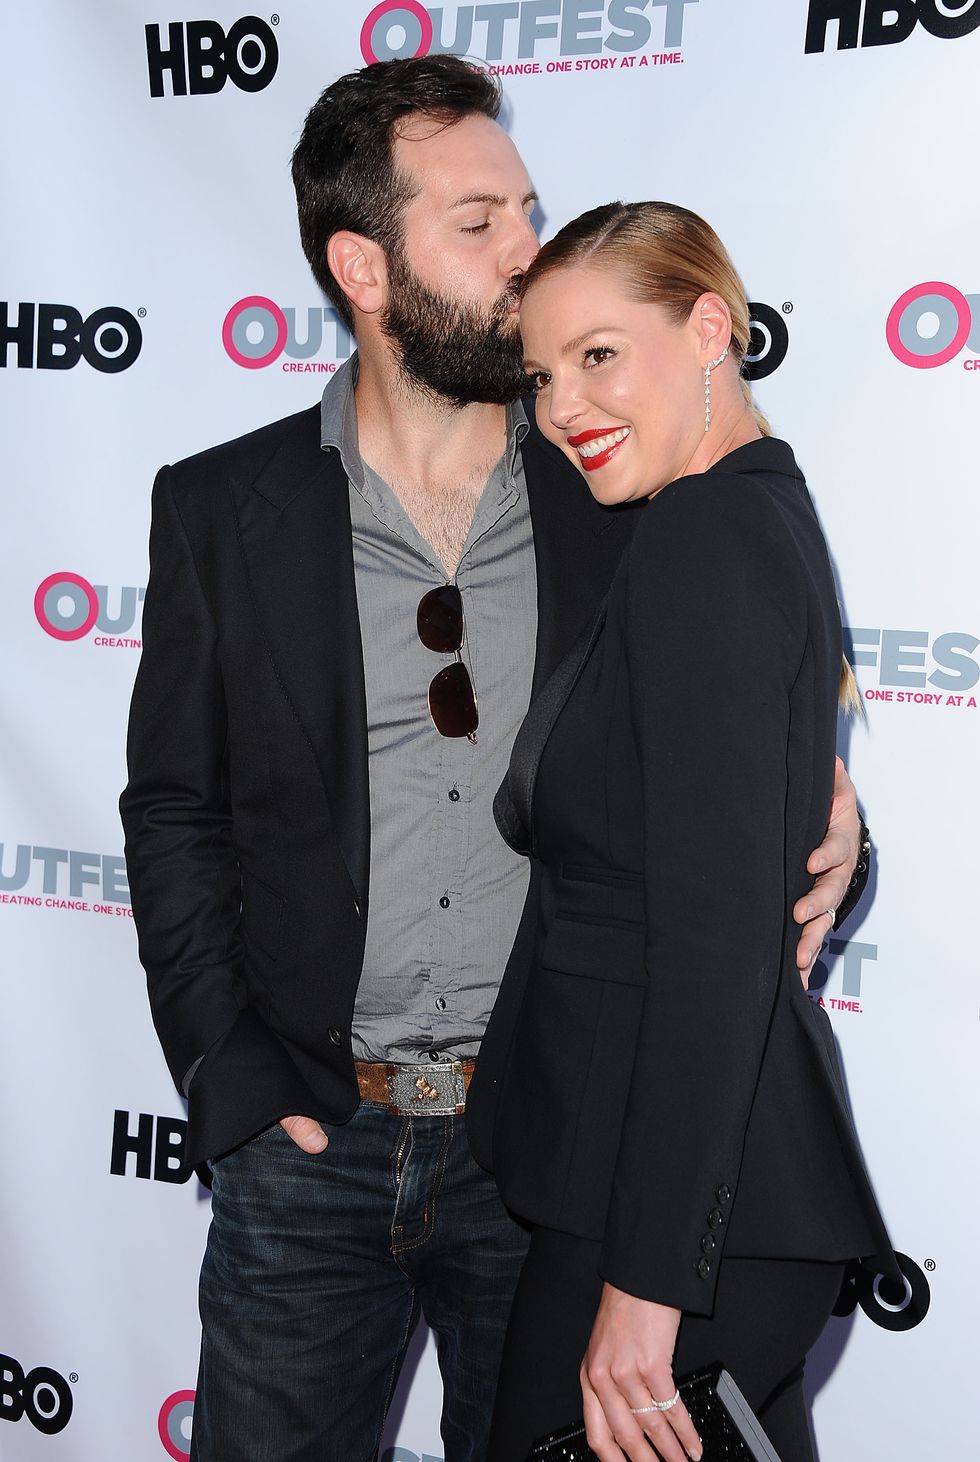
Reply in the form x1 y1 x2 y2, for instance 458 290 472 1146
159 1391 195 1460
359 0 700 76
156 1396 440 1461
34 572 144 648
0 840 132 915
846 626 979 710
887 281 980 370
809 938 877 1016
222 296 353 372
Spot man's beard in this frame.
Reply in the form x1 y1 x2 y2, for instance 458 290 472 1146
380 247 529 409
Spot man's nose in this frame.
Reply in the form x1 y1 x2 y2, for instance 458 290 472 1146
504 211 540 281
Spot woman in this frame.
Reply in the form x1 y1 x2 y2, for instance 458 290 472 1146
468 203 896 1462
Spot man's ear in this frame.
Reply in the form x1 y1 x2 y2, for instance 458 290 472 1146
691 292 733 365
326 231 387 317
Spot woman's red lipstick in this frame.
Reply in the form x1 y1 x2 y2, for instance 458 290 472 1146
567 426 631 473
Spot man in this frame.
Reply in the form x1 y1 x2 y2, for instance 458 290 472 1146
120 55 867 1462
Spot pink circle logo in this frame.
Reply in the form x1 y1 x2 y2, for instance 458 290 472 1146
886 281 972 368
158 1391 195 1459
360 1 433 65
222 295 288 369
34 572 99 641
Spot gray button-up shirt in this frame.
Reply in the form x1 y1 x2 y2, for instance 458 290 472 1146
320 358 538 1062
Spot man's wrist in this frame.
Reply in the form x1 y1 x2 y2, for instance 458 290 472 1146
834 817 871 927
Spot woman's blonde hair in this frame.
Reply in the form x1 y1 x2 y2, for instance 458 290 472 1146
522 200 859 712
521 200 772 436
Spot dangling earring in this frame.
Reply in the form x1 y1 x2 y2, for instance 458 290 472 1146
703 347 729 433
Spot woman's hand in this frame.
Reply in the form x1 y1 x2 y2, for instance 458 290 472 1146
580 1284 702 1461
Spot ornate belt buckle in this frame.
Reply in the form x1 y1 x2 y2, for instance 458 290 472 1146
386 1062 466 1115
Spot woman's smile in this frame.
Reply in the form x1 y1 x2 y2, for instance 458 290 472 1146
567 425 632 470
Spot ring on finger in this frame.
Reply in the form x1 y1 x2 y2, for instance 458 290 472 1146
825 907 836 926
631 1390 680 1414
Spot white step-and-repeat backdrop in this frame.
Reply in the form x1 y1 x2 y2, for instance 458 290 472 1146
2 2 977 1457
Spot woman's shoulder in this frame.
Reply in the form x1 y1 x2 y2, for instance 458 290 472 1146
629 437 810 576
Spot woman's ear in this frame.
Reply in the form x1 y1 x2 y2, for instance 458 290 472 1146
691 292 733 365
325 231 387 318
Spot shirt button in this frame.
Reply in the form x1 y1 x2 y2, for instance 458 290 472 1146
327 1028 342 1047
439 896 451 909
448 788 460 802
435 997 447 1012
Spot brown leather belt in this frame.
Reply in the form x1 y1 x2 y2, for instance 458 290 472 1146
355 1059 476 1116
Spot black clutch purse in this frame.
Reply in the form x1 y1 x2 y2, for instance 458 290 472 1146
527 1363 781 1461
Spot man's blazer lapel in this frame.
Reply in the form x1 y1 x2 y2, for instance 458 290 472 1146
231 410 370 905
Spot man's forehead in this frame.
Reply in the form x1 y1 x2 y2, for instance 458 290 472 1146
393 113 532 204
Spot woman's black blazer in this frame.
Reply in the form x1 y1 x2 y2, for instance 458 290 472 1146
466 436 895 1318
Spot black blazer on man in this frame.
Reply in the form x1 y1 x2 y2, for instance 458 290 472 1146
466 438 894 1317
119 402 632 1167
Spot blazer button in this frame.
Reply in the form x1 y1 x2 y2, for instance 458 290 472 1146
328 1028 343 1047
716 1184 732 1204
700 1234 716 1255
707 1207 724 1230
697 1257 712 1280
353 898 361 918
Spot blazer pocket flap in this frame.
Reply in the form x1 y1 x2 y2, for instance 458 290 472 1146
242 872 284 960
541 916 647 987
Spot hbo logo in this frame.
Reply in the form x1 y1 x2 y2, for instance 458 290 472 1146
146 16 279 98
0 302 142 373
806 0 980 51
834 1251 931 1332
744 302 790 382
0 1355 73 1435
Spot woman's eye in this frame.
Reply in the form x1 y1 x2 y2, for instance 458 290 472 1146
527 371 551 393
584 346 615 367
461 221 491 235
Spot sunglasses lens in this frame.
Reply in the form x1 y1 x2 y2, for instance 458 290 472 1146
428 661 479 738
418 584 463 653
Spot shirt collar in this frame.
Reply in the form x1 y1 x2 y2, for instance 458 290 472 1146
319 355 365 490
320 352 529 484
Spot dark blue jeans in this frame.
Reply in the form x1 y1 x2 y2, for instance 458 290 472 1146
191 1103 529 1462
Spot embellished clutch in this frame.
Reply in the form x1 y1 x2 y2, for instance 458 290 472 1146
527 1364 781 1461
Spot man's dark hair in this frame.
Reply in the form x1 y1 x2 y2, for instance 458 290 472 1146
292 57 502 331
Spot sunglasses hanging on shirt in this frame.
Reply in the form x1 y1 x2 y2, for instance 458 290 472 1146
417 583 479 743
